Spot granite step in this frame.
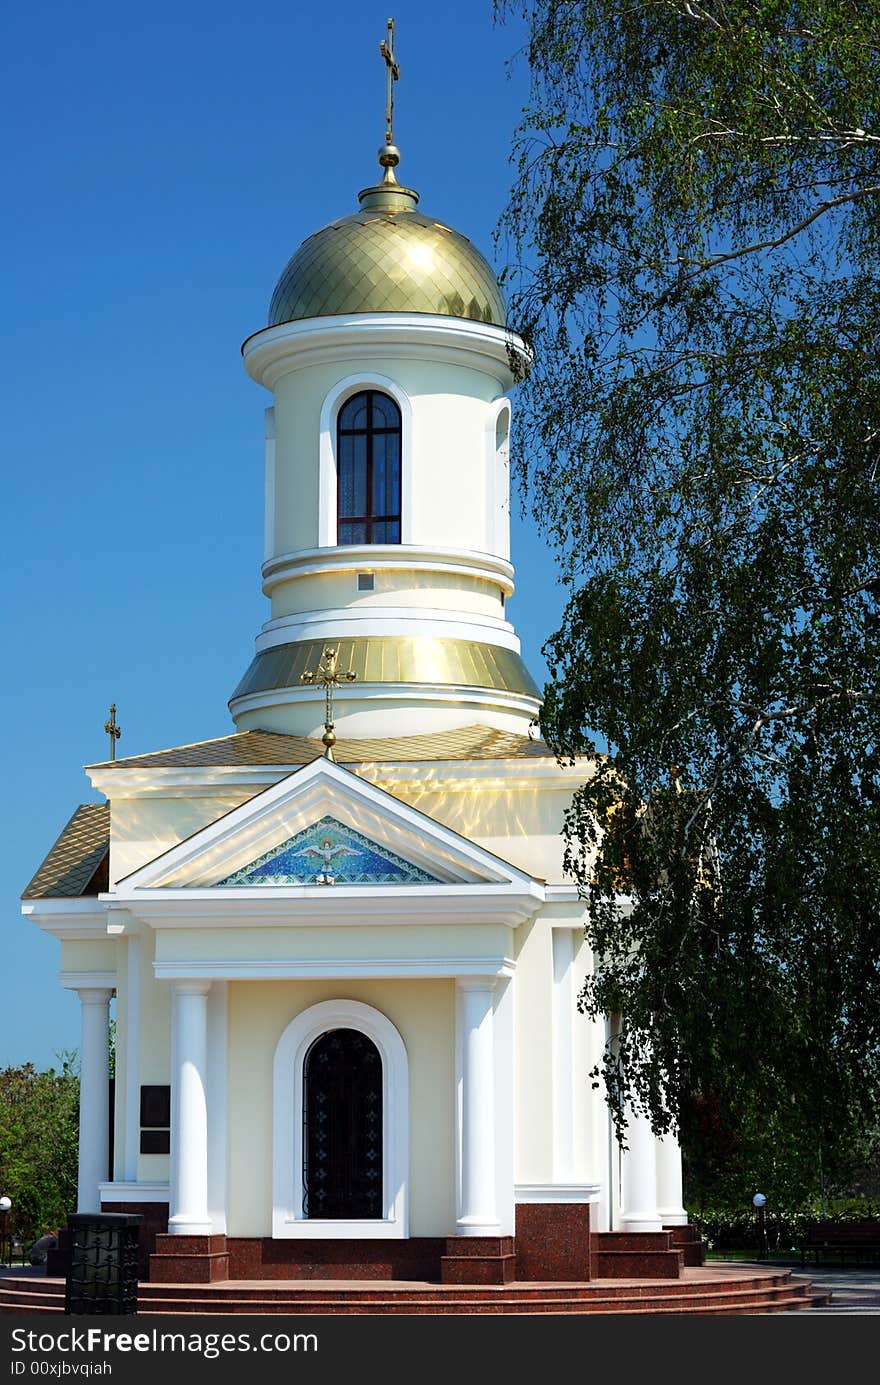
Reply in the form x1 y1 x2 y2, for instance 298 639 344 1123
139 1270 793 1301
0 1270 830 1317
665 1224 707 1267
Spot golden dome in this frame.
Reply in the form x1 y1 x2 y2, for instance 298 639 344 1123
268 178 507 329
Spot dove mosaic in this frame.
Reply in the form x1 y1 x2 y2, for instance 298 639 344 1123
217 815 441 886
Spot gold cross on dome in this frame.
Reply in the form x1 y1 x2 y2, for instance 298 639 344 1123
300 647 357 760
104 704 121 761
380 17 400 145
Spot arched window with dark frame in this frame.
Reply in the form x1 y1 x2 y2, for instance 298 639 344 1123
336 390 401 544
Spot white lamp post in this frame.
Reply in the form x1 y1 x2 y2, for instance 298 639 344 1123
753 1192 767 1260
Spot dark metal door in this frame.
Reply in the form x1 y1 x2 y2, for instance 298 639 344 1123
303 1028 383 1219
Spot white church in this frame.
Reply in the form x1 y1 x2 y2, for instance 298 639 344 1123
22 75 695 1289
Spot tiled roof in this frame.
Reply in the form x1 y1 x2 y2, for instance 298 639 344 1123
22 803 110 900
88 725 559 771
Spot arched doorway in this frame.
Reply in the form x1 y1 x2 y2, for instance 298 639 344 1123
302 1028 383 1219
272 999 408 1238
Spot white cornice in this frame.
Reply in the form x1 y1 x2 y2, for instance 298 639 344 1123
544 885 587 903
100 1182 169 1205
109 883 544 929
242 314 529 392
154 957 516 981
87 754 592 800
22 897 110 940
87 768 272 798
261 545 516 599
514 1184 602 1204
59 970 117 991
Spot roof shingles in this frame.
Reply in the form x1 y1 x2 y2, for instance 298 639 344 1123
87 725 557 772
22 803 110 900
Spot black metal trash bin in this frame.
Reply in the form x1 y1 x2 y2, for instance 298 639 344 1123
64 1213 142 1315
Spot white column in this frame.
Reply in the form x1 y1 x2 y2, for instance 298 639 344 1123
655 1133 688 1225
551 928 576 1181
169 980 212 1235
122 934 141 1182
206 981 228 1234
76 988 113 1213
493 976 516 1236
620 1103 662 1231
456 978 500 1236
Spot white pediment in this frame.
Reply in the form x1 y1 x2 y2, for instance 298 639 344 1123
113 755 538 896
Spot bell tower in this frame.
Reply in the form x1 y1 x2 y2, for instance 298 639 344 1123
230 56 537 740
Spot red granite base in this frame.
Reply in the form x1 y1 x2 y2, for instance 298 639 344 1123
592 1230 683 1279
225 1237 445 1281
150 1234 229 1283
102 1201 169 1280
666 1223 706 1266
515 1203 592 1282
138 1218 695 1285
440 1236 516 1285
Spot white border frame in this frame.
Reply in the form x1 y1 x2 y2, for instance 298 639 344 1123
318 374 414 548
272 999 409 1240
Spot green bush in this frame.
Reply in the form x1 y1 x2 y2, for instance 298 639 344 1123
0 1058 79 1249
692 1200 880 1254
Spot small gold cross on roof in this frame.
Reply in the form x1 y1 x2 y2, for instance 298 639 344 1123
104 704 121 761
300 647 357 760
380 17 400 146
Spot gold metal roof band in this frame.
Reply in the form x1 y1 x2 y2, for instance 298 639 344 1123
232 636 541 702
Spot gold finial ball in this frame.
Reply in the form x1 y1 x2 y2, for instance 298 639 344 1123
322 725 337 749
378 143 400 168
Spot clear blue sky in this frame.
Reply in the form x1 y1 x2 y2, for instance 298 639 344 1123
1 1 566 1069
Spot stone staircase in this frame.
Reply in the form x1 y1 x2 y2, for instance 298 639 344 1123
667 1224 706 1267
592 1230 684 1278
0 1268 830 1316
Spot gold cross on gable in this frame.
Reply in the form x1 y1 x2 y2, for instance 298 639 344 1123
300 647 357 761
104 703 121 761
380 17 400 145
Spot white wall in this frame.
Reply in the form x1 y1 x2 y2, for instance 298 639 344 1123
110 793 259 885
271 355 505 560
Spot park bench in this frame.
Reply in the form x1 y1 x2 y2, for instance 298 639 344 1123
799 1219 880 1267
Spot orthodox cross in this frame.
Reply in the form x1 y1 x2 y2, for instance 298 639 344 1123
300 647 357 761
380 17 400 146
104 704 121 761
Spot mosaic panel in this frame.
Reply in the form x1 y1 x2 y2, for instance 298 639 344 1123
218 815 441 886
